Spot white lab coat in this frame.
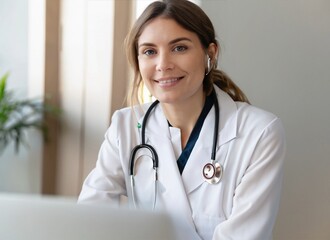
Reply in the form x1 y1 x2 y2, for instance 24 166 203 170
78 86 286 240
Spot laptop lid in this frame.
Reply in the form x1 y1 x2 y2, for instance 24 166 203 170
0 193 176 240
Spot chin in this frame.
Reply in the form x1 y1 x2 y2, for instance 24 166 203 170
154 94 178 104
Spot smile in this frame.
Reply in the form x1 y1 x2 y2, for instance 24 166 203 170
156 77 184 85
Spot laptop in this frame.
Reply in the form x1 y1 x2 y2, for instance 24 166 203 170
0 193 177 240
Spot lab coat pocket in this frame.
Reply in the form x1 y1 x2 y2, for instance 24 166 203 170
193 214 225 240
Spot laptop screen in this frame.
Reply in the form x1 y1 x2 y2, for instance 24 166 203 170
0 193 177 240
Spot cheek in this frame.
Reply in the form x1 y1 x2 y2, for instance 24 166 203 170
186 57 205 78
138 60 154 92
138 57 151 72
138 59 151 79
137 58 144 74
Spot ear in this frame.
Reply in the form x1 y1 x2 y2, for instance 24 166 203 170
207 43 218 62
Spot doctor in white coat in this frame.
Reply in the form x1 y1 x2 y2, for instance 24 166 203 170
78 1 286 239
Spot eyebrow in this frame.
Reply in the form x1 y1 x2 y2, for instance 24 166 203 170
138 37 192 49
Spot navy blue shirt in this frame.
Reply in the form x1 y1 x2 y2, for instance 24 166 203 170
175 94 214 174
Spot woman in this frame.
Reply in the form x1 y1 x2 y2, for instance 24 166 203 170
78 0 286 239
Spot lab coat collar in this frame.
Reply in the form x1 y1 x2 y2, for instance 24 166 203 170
215 86 238 147
137 86 238 145
182 87 238 194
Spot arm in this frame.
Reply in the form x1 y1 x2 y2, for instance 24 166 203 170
78 113 127 206
213 118 286 240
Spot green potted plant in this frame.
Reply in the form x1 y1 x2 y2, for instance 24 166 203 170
0 72 57 154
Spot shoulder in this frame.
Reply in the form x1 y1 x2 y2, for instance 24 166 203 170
111 103 152 123
234 102 285 146
215 86 284 138
106 103 152 138
236 102 278 127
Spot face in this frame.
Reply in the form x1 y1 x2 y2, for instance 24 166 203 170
137 17 208 105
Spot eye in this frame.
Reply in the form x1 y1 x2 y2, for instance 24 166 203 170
173 45 187 52
143 49 156 56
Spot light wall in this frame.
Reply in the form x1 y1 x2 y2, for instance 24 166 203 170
201 1 330 239
0 0 43 194
0 0 130 195
57 0 132 196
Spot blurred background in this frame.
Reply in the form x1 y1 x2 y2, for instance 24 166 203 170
0 0 329 239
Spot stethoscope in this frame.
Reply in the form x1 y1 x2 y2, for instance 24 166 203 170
129 89 223 209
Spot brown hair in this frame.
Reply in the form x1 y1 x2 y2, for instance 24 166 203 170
125 0 249 106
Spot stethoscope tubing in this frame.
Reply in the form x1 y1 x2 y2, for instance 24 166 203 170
129 99 160 176
211 90 219 161
129 99 160 210
129 89 221 209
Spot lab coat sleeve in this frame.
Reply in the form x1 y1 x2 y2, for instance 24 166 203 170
78 111 127 206
213 117 286 240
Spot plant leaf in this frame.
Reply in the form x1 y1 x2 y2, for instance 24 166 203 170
0 72 9 101
0 71 60 155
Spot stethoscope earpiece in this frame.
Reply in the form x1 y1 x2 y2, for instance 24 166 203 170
202 161 223 184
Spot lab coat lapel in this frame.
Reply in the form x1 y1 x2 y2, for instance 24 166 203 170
182 88 238 194
137 105 197 231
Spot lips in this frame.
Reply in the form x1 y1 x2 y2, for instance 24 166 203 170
155 77 184 85
158 78 179 84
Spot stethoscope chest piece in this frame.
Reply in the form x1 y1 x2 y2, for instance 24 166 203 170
202 161 223 184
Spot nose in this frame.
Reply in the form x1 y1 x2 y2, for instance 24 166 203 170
156 52 174 72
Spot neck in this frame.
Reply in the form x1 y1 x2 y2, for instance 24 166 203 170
160 93 205 148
